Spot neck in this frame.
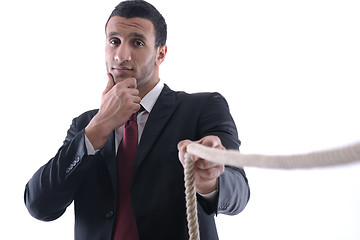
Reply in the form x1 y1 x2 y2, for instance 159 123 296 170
138 78 159 99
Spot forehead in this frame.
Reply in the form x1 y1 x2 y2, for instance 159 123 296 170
106 16 155 41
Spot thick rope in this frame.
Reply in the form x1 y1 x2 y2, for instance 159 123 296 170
183 141 360 239
187 141 360 169
184 153 200 240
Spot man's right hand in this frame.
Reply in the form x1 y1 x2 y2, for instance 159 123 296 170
85 73 141 150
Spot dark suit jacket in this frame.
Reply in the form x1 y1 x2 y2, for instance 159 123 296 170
25 84 250 240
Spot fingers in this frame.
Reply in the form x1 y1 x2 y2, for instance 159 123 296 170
104 74 138 93
197 135 225 150
195 158 224 170
119 79 141 115
178 136 225 163
177 140 192 166
178 136 225 170
124 77 137 89
194 159 225 178
194 165 223 187
177 140 192 153
177 136 223 157
178 136 226 193
99 75 141 124
116 78 140 104
178 136 227 194
103 75 140 107
113 77 138 91
193 136 225 178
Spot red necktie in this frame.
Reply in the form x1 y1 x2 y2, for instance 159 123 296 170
113 113 139 240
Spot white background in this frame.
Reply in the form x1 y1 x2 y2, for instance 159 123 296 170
1 0 359 239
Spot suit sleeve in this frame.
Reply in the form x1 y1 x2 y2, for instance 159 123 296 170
24 114 97 221
197 93 250 215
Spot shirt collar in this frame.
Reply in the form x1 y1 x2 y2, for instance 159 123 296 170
140 80 164 113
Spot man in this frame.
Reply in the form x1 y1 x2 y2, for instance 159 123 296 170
24 1 250 239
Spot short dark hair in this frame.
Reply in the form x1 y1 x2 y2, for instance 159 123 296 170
106 0 167 48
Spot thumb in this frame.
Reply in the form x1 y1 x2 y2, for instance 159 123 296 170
177 140 193 166
177 139 192 152
103 73 115 94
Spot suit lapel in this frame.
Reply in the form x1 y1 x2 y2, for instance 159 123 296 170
134 84 178 173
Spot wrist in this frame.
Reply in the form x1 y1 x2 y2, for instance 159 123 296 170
85 116 112 150
196 178 218 195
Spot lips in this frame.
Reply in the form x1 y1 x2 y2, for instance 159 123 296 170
112 66 134 77
112 66 133 71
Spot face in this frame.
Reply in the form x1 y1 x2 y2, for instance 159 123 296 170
105 16 167 95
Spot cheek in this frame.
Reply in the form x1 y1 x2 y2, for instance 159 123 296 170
105 53 112 61
105 53 113 68
105 46 113 60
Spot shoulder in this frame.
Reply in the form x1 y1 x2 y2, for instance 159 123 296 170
164 85 239 147
163 84 228 107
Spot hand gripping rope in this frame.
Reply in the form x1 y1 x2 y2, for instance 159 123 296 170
183 141 360 240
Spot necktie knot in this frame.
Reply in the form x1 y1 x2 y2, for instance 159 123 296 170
129 112 137 122
126 107 144 126
125 112 138 129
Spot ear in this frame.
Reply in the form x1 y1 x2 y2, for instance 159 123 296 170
155 45 167 66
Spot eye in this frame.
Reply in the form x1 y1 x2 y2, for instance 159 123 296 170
134 40 145 47
109 38 121 45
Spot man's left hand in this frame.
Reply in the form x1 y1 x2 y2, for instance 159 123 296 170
177 136 225 194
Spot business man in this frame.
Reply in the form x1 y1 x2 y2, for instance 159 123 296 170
24 1 250 239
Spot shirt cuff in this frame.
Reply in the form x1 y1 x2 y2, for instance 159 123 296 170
197 189 218 202
84 134 99 155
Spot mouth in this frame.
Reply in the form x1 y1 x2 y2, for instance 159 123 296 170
112 66 133 73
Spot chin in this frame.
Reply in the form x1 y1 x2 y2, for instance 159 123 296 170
115 75 138 85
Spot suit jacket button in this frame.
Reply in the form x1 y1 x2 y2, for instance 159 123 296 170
105 211 114 219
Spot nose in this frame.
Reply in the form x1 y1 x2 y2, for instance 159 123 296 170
114 44 131 62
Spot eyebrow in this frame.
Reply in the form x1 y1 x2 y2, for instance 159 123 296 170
107 31 119 38
107 31 148 42
129 32 147 41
